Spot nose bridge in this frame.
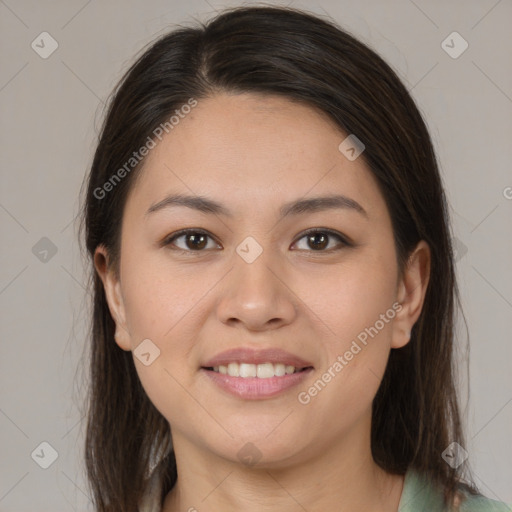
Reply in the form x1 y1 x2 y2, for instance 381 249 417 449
215 235 296 329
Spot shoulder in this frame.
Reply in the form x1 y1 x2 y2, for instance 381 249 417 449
456 489 511 512
399 469 511 512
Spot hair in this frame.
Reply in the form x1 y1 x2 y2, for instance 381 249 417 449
78 5 480 511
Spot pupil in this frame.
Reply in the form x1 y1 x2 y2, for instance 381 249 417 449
188 234 207 250
309 233 327 250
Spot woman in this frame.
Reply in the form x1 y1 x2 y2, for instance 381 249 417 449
79 5 510 511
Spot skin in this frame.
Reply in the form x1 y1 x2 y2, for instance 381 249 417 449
95 93 430 511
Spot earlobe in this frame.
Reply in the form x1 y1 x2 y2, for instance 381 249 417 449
93 246 132 352
391 240 431 349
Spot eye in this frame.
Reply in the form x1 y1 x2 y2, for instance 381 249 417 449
163 229 220 252
292 228 350 252
162 227 350 253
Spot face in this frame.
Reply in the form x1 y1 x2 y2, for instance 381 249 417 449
96 92 429 468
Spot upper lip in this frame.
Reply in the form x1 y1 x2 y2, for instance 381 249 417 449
202 348 313 369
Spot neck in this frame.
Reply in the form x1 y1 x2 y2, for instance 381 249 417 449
162 415 404 512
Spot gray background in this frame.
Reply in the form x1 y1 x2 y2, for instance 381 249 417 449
0 0 511 510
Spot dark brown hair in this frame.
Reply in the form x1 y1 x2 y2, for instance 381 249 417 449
79 5 479 510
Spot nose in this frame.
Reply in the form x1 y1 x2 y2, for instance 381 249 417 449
215 247 297 332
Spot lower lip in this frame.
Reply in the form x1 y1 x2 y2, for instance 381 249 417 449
201 368 313 399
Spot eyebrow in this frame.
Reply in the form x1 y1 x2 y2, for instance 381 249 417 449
145 193 368 219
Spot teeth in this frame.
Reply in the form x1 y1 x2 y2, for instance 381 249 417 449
274 363 286 377
239 363 257 378
214 362 301 378
227 362 239 377
257 363 274 378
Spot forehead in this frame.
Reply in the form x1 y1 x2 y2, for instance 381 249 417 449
125 93 385 220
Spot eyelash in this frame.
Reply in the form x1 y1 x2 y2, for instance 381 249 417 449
162 228 351 254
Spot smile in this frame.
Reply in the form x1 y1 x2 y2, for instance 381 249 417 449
206 362 306 378
200 347 314 399
201 365 313 399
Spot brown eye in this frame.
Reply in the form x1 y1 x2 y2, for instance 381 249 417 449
164 230 219 251
293 229 349 252
307 232 329 250
163 228 350 254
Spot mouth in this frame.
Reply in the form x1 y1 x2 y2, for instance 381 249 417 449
200 348 314 399
202 362 311 378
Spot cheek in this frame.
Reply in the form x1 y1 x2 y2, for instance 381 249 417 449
120 247 199 343
120 262 205 425
305 247 398 399
305 249 397 343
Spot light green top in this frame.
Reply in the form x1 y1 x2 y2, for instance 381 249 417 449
398 469 511 511
140 466 512 511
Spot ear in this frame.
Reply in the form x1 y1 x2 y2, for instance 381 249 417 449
391 240 431 349
94 245 132 351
